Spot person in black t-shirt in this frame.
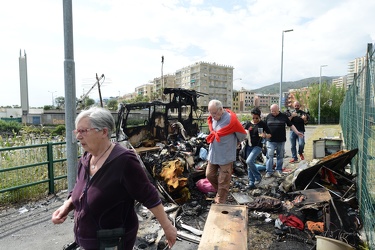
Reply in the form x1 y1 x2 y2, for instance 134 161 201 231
243 108 271 189
288 101 309 163
265 104 303 178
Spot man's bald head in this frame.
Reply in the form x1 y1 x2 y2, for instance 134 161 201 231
270 104 280 116
294 101 301 110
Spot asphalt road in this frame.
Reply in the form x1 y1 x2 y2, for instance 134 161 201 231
284 125 317 159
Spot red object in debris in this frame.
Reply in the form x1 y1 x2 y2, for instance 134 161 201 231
321 168 338 185
278 214 305 231
196 178 217 193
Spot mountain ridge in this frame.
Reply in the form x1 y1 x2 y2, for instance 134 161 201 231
244 76 337 94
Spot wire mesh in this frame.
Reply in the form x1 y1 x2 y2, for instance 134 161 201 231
340 43 375 249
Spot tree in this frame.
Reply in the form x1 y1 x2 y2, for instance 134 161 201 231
85 98 95 107
107 99 118 110
305 82 345 124
135 95 144 103
43 105 53 110
55 96 65 109
150 91 158 101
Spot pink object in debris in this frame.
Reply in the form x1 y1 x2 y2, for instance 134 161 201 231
196 178 217 193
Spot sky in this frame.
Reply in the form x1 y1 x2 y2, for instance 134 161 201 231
1 0 374 107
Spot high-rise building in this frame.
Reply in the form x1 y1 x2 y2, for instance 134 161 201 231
175 62 234 109
347 56 366 88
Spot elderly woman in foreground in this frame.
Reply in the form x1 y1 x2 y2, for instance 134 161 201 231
52 107 176 250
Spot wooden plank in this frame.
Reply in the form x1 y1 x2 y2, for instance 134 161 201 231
289 188 331 205
134 146 160 154
198 204 248 250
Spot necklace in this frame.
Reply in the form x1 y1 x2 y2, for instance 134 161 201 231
91 143 112 170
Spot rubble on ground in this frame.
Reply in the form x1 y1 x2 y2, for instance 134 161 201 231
128 133 364 249
115 91 365 249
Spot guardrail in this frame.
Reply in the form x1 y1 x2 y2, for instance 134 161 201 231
0 142 70 204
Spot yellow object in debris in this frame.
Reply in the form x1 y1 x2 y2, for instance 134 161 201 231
160 159 187 192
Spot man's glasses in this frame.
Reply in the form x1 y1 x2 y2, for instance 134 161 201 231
73 128 100 136
209 108 222 116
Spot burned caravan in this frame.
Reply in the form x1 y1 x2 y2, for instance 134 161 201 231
116 88 207 147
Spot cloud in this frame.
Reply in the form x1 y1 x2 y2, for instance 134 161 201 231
0 0 374 107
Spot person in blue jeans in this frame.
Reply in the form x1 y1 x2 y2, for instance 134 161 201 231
244 108 271 189
265 104 304 178
288 101 309 163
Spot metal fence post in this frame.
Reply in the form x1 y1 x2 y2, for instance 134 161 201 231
47 142 55 194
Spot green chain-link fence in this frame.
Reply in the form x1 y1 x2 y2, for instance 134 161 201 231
340 43 375 249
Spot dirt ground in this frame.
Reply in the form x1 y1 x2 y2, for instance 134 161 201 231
0 125 342 249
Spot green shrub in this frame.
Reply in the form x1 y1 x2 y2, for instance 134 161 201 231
0 120 22 134
52 125 66 136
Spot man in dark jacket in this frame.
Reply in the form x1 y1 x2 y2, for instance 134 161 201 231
288 101 309 163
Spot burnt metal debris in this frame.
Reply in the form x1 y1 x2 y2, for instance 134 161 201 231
116 88 207 146
115 94 365 249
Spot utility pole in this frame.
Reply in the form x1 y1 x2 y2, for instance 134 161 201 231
279 29 293 109
48 91 57 106
63 0 78 192
96 73 104 107
161 55 164 100
318 65 327 125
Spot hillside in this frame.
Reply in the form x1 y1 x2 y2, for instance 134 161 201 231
249 76 337 94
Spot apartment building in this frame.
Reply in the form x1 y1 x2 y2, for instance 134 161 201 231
233 88 284 112
254 94 279 109
233 88 257 112
347 56 366 88
232 90 240 112
332 76 348 89
152 74 176 100
175 62 234 110
123 92 138 101
134 84 154 101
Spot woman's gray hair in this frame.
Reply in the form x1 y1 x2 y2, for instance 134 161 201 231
75 107 115 139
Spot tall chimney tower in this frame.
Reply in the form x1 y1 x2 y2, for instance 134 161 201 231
19 49 29 119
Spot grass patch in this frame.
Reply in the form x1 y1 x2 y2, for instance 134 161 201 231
0 135 69 205
304 124 342 161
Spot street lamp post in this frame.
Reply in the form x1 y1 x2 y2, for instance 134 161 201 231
48 91 57 106
279 29 293 109
318 65 327 125
233 77 242 84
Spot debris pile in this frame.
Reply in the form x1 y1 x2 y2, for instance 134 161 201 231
115 90 365 249
131 138 364 249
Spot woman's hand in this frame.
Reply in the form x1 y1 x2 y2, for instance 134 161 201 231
149 203 177 248
51 199 73 224
163 223 177 248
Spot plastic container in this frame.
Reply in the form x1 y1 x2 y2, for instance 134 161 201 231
315 236 354 250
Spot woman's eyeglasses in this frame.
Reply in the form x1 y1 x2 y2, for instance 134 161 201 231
73 128 100 136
